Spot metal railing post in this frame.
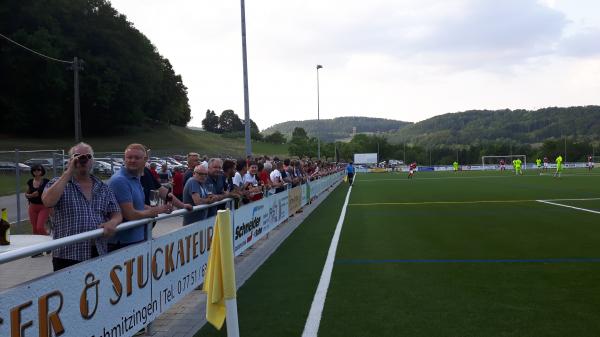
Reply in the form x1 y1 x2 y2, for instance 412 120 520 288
15 149 21 226
109 153 114 175
52 152 57 177
145 220 154 336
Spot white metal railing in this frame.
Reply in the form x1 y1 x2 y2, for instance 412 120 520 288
0 171 345 266
0 199 232 265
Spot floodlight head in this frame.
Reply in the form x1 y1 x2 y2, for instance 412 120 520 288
316 64 323 69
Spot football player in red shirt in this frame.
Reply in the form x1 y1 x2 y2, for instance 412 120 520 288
408 162 417 179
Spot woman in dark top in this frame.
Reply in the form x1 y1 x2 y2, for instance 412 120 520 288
25 164 50 235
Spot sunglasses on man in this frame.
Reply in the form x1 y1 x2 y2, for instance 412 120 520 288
194 171 208 176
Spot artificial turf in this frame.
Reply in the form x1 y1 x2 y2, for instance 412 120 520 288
195 169 600 336
319 169 600 336
195 183 350 337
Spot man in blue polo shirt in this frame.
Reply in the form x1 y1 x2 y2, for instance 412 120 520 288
108 143 171 251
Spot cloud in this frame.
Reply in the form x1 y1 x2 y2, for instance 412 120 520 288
247 0 568 70
558 28 600 57
107 0 600 130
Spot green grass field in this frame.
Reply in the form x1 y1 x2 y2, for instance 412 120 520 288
197 168 600 337
0 125 289 157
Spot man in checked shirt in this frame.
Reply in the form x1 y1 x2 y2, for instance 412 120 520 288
43 142 122 271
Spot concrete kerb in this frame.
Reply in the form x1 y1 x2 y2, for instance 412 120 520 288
150 181 343 337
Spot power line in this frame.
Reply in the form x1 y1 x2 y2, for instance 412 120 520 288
0 32 72 64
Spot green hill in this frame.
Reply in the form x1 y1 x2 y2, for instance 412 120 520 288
387 106 600 146
263 117 411 142
0 126 288 157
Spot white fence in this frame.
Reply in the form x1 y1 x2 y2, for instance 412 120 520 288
0 172 344 337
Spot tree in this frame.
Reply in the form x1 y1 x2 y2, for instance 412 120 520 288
218 110 243 133
201 110 219 132
264 131 286 144
288 127 316 157
0 0 191 136
248 119 260 133
292 127 308 140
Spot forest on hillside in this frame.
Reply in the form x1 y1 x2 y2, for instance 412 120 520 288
0 0 190 137
263 117 410 142
387 106 600 146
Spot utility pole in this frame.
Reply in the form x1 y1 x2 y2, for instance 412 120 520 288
0 33 82 142
72 57 83 142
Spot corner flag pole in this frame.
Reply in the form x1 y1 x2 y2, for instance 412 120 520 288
203 209 240 337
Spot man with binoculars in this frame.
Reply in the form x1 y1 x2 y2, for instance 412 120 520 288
42 142 123 271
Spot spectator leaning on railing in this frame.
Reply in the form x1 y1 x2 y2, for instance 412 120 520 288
260 161 273 190
222 159 238 194
270 161 285 193
107 143 172 252
42 142 122 271
243 161 263 202
205 158 230 217
182 165 218 225
233 159 246 189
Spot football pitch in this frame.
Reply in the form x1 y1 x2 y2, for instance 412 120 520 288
198 169 600 337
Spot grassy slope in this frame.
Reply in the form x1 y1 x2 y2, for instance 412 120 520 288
195 184 349 337
319 170 600 336
0 126 289 157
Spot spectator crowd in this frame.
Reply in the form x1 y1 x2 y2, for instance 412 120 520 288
35 142 343 271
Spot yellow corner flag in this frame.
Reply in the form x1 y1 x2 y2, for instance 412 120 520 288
203 209 238 333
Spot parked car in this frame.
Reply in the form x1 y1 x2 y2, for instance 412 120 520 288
94 161 120 175
0 162 30 172
163 157 184 167
24 158 61 169
95 157 123 168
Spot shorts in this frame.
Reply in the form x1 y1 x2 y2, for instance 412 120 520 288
409 169 414 174
543 163 549 168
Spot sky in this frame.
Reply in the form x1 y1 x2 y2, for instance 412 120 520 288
109 0 600 130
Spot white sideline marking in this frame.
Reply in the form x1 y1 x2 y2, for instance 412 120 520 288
536 200 600 215
548 197 600 202
349 197 600 207
302 184 353 337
